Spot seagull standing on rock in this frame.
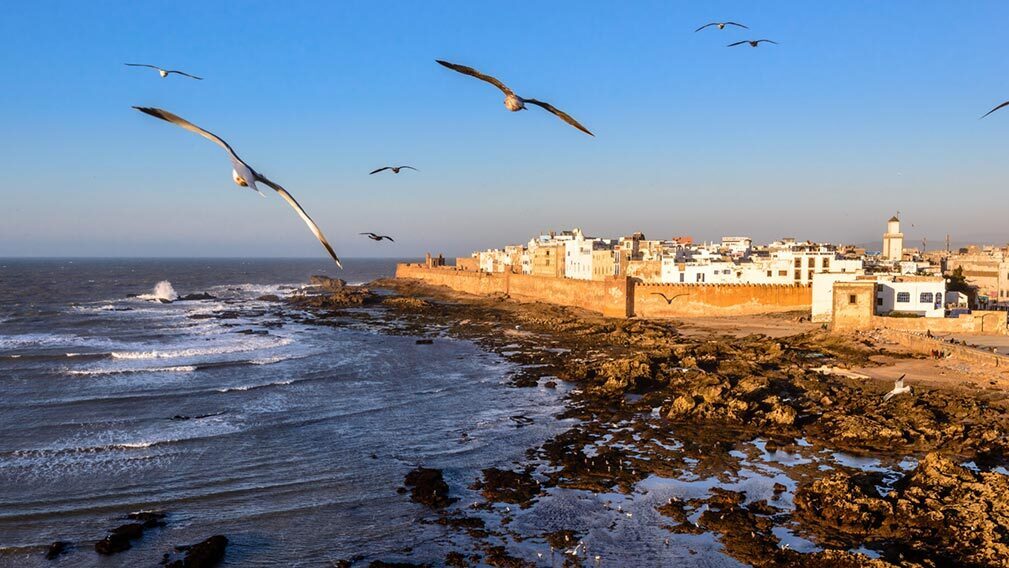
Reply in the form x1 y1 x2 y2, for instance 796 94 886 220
436 59 594 136
883 374 912 401
132 107 342 268
124 63 203 80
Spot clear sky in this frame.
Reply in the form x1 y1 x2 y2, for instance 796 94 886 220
1 1 1007 259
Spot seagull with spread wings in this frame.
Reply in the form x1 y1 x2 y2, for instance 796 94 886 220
695 21 748 32
360 232 394 242
125 63 203 80
727 39 778 48
436 60 593 136
369 165 418 175
651 292 690 305
132 107 342 268
882 374 912 402
981 100 1009 119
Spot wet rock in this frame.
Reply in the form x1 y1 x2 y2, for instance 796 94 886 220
543 380 557 389
256 294 282 302
543 529 581 549
384 297 431 310
95 523 144 555
472 468 541 506
44 541 68 560
445 551 469 567
163 535 228 568
176 292 215 301
309 275 347 290
415 339 434 345
369 562 431 568
128 510 167 528
403 467 454 508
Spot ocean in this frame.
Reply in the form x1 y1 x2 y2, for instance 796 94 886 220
0 259 571 566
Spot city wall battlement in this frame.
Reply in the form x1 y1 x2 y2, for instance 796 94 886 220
395 264 811 318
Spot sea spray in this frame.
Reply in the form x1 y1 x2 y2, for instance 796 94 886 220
138 281 178 302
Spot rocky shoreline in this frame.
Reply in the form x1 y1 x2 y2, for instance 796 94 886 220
298 276 1009 567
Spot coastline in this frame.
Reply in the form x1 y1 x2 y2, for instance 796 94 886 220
332 276 1009 567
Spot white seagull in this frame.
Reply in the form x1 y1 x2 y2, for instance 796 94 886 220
133 107 342 268
436 60 593 136
695 21 749 32
125 63 203 80
882 374 911 402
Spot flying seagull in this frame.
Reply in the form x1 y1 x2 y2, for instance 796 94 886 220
695 21 749 32
882 374 911 402
651 292 690 305
370 165 418 175
981 100 1009 119
727 39 779 48
124 63 202 80
360 232 394 242
435 60 593 136
132 107 342 268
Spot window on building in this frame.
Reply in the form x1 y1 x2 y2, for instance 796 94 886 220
807 270 814 281
779 270 787 277
920 292 934 303
696 273 705 283
823 258 830 270
876 297 883 306
848 294 857 305
766 270 772 277
897 292 910 303
679 273 685 283
794 258 801 268
794 270 801 280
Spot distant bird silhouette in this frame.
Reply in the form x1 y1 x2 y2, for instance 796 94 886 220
124 63 202 80
727 39 778 48
360 232 394 242
651 292 690 304
882 374 911 402
981 100 1009 119
133 107 342 268
370 165 417 175
436 60 593 136
695 21 749 32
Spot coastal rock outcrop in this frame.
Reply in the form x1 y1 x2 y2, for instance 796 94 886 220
403 467 454 509
94 511 166 555
162 535 228 568
289 276 376 309
471 468 541 507
795 453 1009 566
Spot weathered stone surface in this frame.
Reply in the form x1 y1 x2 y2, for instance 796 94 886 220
403 467 454 509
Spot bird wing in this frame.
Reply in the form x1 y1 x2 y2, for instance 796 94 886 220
256 176 343 269
125 63 160 70
651 292 670 302
725 22 749 29
398 166 418 171
381 236 395 242
369 167 391 175
359 232 377 237
757 39 779 45
694 23 718 32
523 99 594 136
673 293 690 300
436 60 514 97
166 70 203 80
895 374 905 389
883 391 896 402
726 41 748 47
981 100 1009 119
132 107 248 172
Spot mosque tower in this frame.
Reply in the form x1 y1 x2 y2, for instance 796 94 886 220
882 214 903 262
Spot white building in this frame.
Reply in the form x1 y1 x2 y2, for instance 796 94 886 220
876 276 945 318
882 215 904 262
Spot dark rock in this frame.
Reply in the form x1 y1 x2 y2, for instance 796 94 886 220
44 541 68 560
164 535 228 568
256 294 282 302
472 468 541 506
176 293 215 301
95 523 144 555
127 511 167 528
543 380 557 389
309 275 347 290
415 339 434 345
403 467 454 508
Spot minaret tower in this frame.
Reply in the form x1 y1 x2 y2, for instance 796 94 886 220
882 214 904 262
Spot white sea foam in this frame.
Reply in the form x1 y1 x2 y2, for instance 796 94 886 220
136 280 178 302
0 333 114 350
110 337 292 360
217 379 294 393
67 365 197 376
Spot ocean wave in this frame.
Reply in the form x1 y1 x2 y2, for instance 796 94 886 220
110 337 293 360
217 379 294 393
0 333 117 351
67 365 197 376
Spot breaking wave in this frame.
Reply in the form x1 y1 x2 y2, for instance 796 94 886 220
136 280 178 302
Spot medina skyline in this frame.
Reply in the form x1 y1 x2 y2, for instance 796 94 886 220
1 1 1008 260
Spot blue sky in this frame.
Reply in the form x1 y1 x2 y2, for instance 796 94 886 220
1 1 1007 258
